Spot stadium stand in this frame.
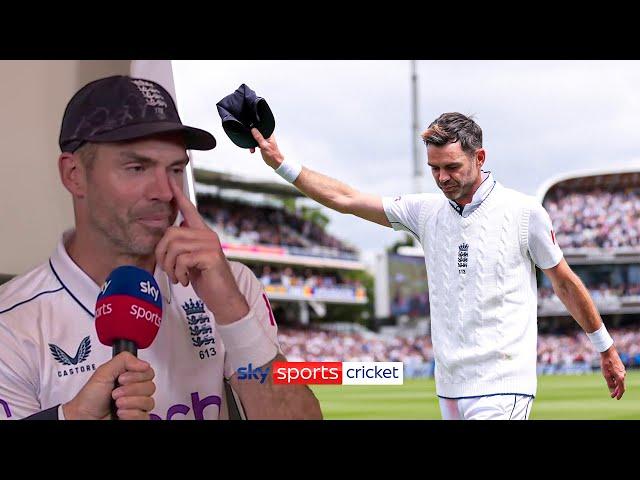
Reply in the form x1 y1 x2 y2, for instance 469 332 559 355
544 187 640 249
537 167 640 318
194 172 369 327
198 194 358 259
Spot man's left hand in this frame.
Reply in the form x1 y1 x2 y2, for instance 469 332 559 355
600 345 626 400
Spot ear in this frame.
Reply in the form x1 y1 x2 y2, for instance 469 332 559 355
58 152 88 199
476 148 486 169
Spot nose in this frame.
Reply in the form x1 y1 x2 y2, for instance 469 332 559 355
438 171 450 184
146 167 174 203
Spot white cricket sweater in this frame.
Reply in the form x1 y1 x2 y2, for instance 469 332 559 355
384 181 563 398
0 230 281 420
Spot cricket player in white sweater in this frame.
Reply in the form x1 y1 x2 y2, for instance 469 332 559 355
249 112 627 420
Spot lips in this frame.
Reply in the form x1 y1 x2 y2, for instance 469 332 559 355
137 216 170 228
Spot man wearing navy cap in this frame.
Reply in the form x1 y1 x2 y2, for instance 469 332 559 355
0 76 322 420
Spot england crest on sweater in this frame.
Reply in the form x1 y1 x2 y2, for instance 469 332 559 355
457 242 469 275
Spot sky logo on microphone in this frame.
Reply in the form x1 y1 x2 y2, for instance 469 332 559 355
95 265 163 350
139 280 160 302
237 363 270 384
96 266 162 310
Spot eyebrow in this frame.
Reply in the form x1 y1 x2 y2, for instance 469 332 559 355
119 152 190 167
428 162 463 168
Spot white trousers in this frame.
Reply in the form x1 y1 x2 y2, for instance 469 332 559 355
439 394 534 420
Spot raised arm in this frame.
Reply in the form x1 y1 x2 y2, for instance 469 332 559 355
250 128 391 227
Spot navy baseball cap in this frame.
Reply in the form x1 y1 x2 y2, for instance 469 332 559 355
59 75 216 153
216 84 275 149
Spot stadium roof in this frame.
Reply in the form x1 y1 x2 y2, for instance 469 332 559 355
193 168 304 198
536 162 640 202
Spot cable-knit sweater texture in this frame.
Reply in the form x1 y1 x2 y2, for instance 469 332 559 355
418 183 540 397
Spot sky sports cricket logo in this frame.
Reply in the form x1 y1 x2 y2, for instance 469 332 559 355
237 361 403 385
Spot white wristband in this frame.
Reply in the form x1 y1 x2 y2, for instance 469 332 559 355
587 324 614 353
217 312 280 380
275 159 302 183
58 404 66 420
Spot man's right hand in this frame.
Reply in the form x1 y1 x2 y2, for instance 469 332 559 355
62 352 156 420
250 128 284 170
248 127 391 227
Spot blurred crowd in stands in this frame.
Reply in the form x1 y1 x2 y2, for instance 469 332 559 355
544 187 640 249
278 327 435 377
249 264 363 291
539 283 640 301
197 196 357 254
537 327 640 374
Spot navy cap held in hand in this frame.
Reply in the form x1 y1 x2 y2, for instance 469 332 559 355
216 84 275 149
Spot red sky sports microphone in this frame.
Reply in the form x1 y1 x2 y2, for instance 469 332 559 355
95 265 163 419
95 265 163 357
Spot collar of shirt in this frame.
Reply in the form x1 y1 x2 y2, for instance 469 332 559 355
49 229 172 317
448 170 496 218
